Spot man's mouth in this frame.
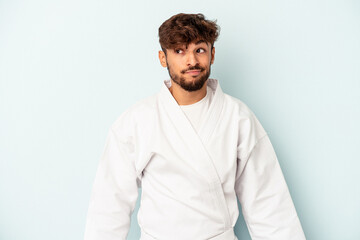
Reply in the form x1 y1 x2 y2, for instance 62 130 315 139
185 70 202 75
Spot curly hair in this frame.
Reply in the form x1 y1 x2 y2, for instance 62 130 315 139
158 13 220 54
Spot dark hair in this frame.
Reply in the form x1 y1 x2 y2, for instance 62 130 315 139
158 13 220 54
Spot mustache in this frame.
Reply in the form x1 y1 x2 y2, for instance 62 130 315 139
181 64 205 74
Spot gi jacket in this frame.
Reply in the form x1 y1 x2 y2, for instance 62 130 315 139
84 79 306 240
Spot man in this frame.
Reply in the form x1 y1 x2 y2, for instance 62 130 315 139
84 13 306 240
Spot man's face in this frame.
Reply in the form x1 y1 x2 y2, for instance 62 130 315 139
159 39 215 92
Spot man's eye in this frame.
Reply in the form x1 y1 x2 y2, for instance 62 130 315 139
175 49 183 54
197 48 205 53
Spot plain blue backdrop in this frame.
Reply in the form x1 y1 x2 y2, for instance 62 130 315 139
0 0 359 239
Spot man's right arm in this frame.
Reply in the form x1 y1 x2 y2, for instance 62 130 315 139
84 125 139 240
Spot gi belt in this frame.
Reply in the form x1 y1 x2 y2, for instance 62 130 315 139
140 227 237 240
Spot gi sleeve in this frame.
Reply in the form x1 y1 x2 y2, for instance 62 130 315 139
84 126 139 240
235 133 306 240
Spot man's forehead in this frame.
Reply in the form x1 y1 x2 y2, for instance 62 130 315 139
174 39 209 49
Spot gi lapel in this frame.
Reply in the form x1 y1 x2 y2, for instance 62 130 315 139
158 78 231 229
160 78 225 145
197 79 225 145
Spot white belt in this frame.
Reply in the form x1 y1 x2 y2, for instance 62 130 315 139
140 227 238 240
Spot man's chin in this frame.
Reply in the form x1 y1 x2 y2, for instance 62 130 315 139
184 73 208 82
180 77 207 92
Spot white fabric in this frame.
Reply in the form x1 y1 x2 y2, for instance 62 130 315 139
84 78 306 240
179 85 214 133
140 226 237 240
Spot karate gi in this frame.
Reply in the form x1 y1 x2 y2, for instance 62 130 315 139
84 78 306 240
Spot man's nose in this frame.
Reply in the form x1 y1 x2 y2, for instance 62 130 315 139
186 52 198 66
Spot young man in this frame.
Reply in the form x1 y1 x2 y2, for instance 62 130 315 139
84 13 306 240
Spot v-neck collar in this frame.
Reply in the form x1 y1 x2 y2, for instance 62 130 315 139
160 78 225 145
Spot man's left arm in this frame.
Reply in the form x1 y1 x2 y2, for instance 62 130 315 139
235 133 306 240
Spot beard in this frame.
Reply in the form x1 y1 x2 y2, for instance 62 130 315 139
166 62 211 92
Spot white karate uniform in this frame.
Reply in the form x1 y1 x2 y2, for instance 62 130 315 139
179 85 214 133
84 79 306 240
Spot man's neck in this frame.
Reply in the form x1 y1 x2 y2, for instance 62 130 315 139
169 79 208 106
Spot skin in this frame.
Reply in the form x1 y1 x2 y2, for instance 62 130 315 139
158 39 215 105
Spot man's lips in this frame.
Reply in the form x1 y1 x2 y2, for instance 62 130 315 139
185 70 201 75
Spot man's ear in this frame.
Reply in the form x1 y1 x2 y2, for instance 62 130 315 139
158 50 167 67
210 46 215 65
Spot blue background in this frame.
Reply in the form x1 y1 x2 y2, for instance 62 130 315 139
1 0 359 239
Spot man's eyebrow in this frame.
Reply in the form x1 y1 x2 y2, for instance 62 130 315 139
173 40 207 50
195 40 206 45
